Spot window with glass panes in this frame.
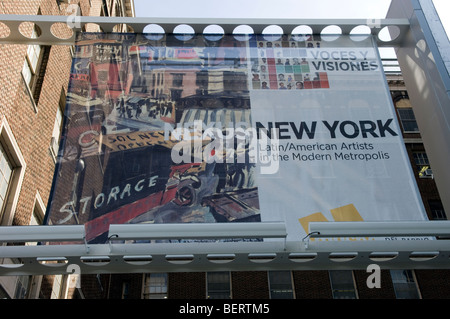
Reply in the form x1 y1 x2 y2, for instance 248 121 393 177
428 200 447 220
143 273 168 299
50 95 64 160
22 27 42 89
412 152 432 177
268 271 294 299
0 143 13 221
329 270 357 299
207 272 231 299
121 282 129 299
14 275 31 299
390 270 420 299
397 108 419 132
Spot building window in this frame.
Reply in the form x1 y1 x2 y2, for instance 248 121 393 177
412 152 433 178
0 119 26 226
397 108 419 133
21 22 50 108
172 73 184 87
143 273 168 299
390 270 421 299
22 27 42 88
14 275 31 299
268 271 294 299
196 71 208 88
429 200 447 220
393 94 419 133
329 270 357 299
0 143 14 218
50 90 65 162
51 274 68 299
26 192 45 244
0 286 9 299
207 272 231 299
122 282 130 299
171 89 182 101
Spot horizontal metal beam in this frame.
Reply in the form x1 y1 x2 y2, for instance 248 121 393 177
0 15 410 46
108 222 287 241
0 221 450 275
309 221 450 238
0 225 85 243
1 239 450 276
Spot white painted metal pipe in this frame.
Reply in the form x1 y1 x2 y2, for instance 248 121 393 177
308 221 450 237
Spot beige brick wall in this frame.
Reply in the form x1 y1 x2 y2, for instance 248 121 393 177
0 0 105 299
0 1 76 227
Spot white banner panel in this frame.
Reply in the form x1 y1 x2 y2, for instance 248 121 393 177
46 33 427 244
249 35 428 240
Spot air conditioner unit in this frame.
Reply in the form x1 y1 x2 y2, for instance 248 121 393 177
423 168 434 178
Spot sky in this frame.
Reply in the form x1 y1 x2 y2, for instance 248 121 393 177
433 0 450 38
134 0 449 40
134 0 391 19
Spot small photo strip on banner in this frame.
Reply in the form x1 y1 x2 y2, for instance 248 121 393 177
251 35 330 91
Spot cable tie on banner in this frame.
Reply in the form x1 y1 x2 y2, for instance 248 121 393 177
83 235 90 254
302 231 320 249
107 234 119 252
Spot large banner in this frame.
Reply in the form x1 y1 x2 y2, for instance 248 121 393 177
45 32 428 243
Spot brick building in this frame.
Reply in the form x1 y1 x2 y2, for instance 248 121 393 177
0 0 134 299
0 0 449 300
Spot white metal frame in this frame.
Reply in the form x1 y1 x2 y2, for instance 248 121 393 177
1 0 450 275
108 222 287 240
388 0 450 215
0 221 450 275
308 221 450 238
0 225 85 243
0 15 410 46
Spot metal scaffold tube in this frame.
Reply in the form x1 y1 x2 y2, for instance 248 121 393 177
0 15 410 46
0 222 450 276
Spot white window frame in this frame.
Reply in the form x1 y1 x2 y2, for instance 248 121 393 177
268 271 295 299
0 118 26 226
329 270 358 299
30 191 45 226
142 273 168 299
0 118 27 299
23 192 47 299
50 274 69 299
20 25 44 113
49 89 65 162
